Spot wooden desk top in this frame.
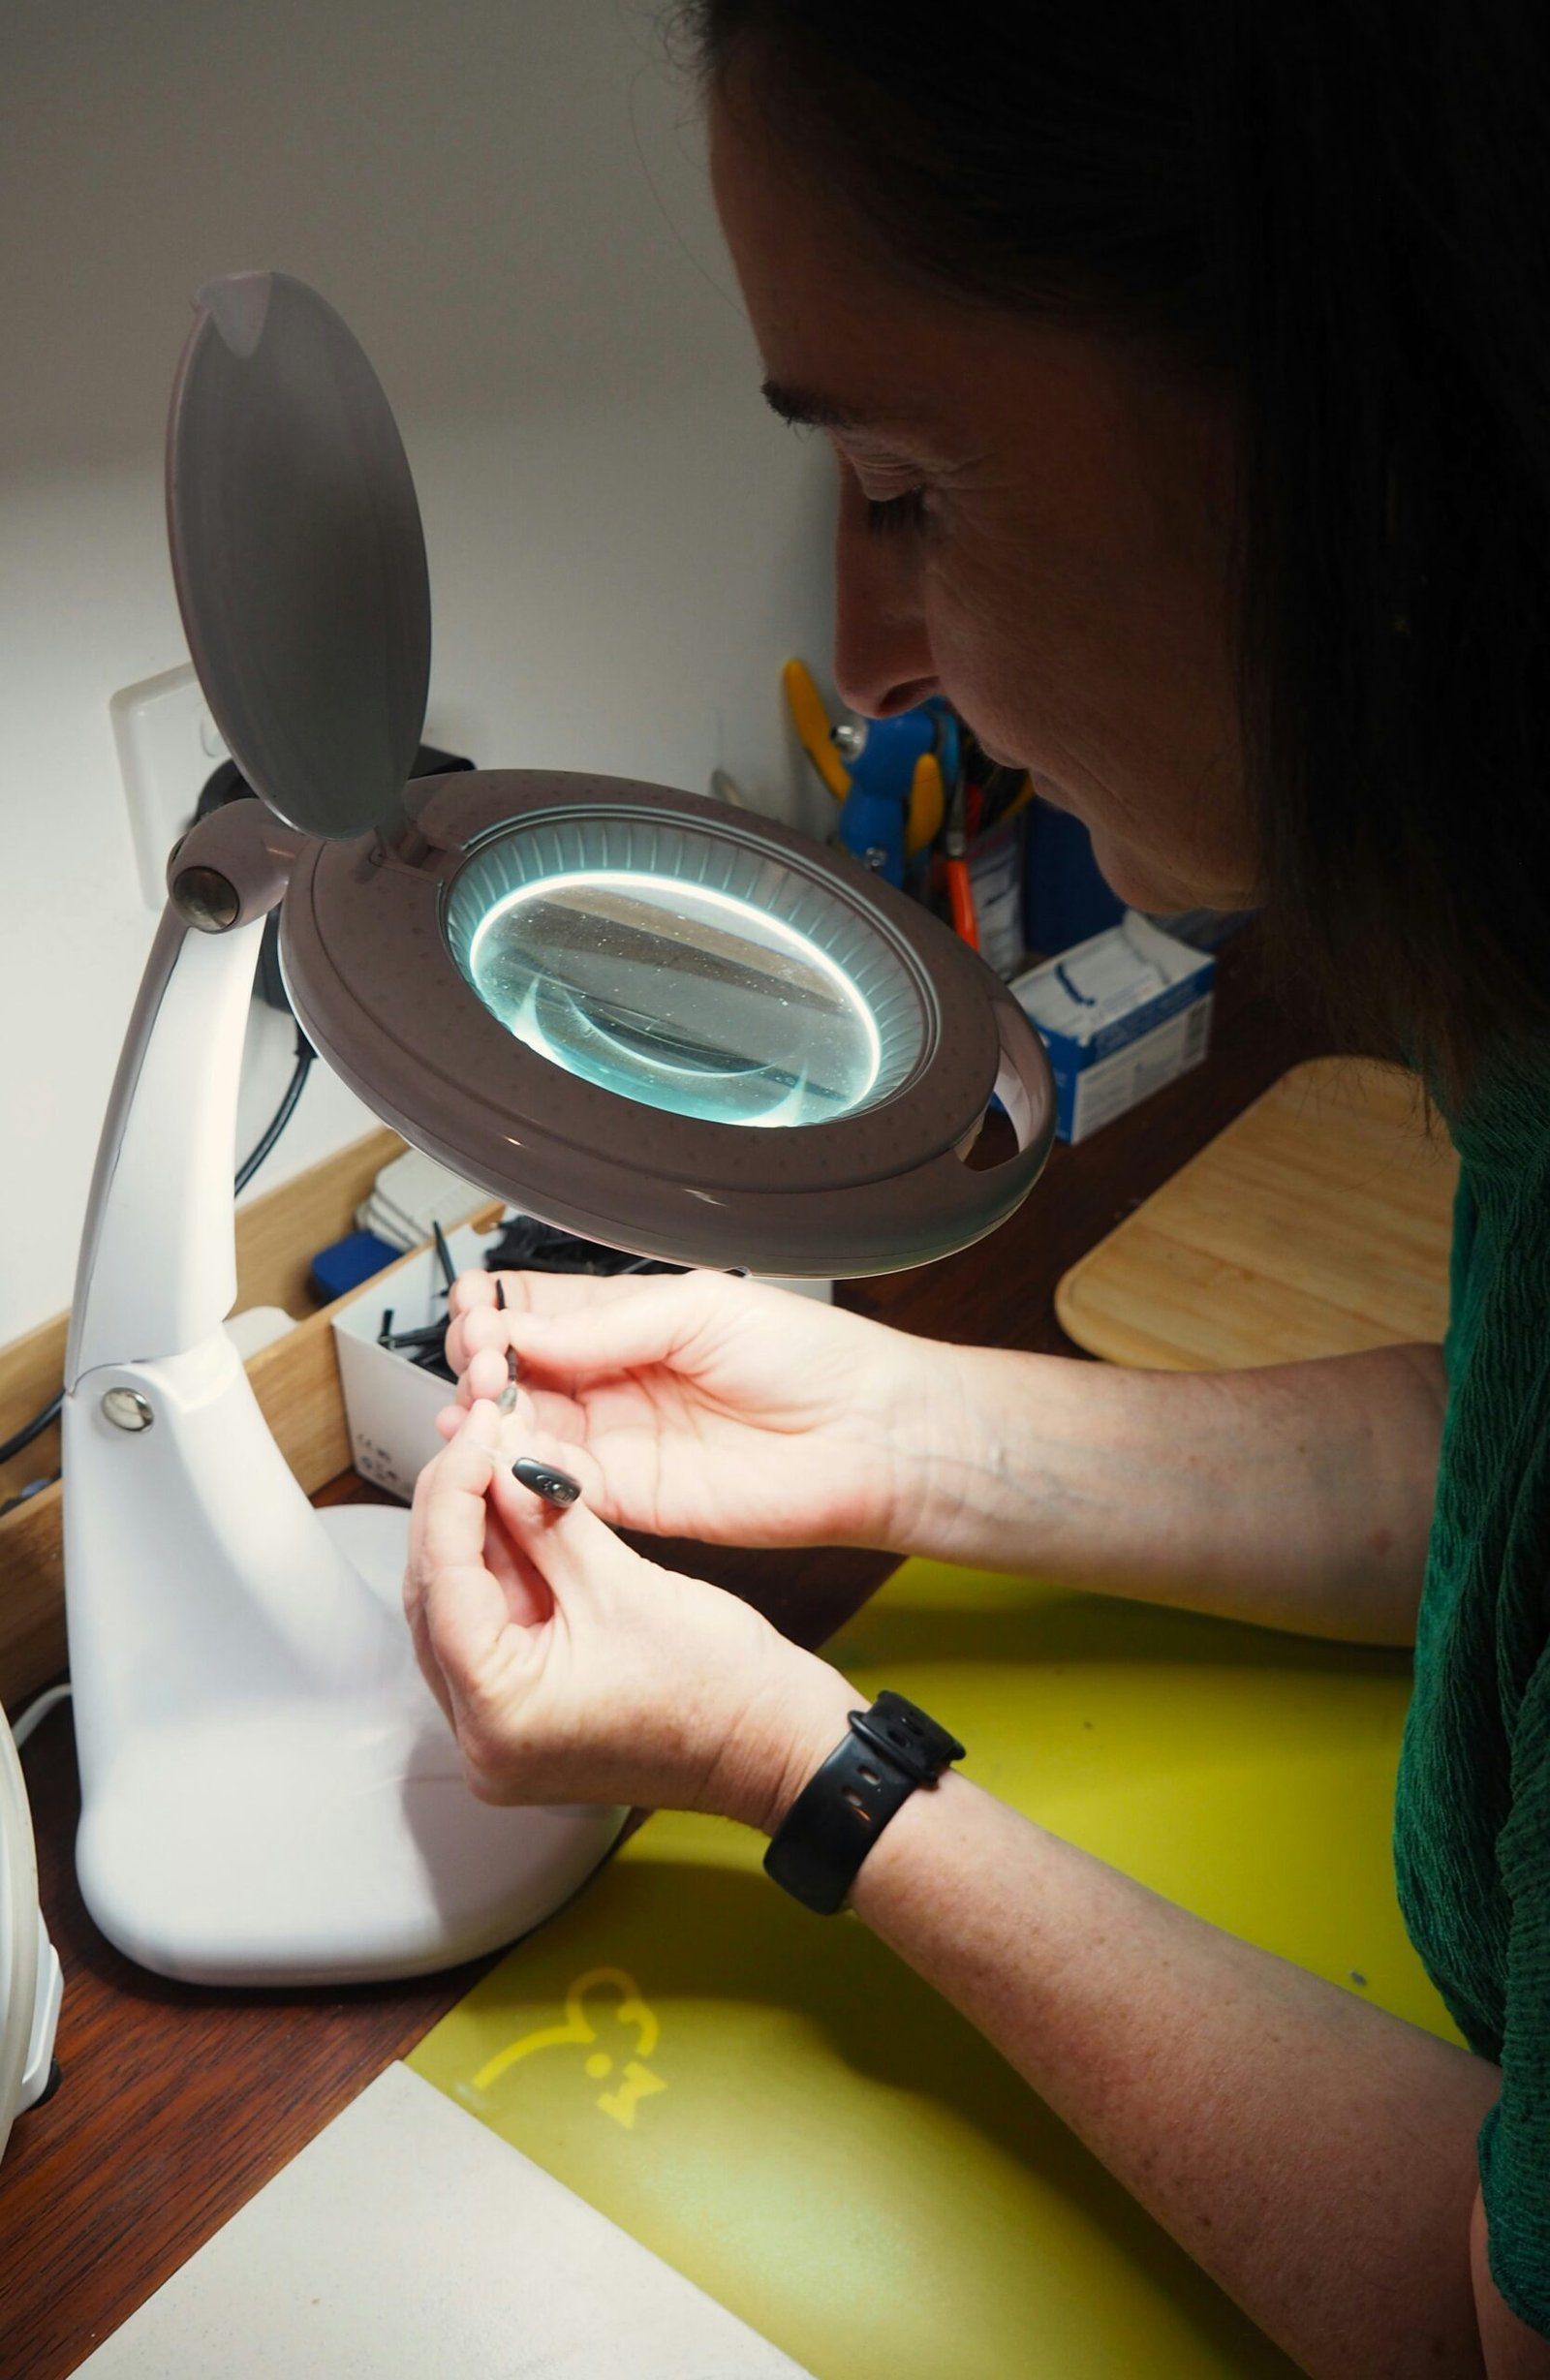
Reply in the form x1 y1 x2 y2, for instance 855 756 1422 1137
1 934 1322 2380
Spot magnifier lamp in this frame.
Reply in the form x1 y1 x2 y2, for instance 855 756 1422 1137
60 272 1056 1987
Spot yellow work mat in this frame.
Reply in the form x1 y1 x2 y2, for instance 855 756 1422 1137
410 1556 1454 2379
1055 1058 1459 1371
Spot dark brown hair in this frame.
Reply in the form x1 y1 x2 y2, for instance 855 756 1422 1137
683 1 1550 1098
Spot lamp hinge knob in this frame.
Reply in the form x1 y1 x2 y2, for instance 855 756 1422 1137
101 1387 155 1432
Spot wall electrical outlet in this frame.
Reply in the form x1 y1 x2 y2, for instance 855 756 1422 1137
110 664 230 910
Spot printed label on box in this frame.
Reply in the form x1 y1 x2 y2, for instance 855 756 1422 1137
1069 994 1213 1141
1010 913 1215 1142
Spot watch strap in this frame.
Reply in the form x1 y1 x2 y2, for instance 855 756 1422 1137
762 1691 965 1916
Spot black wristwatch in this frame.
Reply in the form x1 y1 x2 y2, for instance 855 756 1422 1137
762 1691 966 1915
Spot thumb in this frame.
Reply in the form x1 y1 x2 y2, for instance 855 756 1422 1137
488 1432 643 1597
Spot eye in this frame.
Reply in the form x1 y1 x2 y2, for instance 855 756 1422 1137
862 485 928 539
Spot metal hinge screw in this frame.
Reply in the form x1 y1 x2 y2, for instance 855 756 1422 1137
101 1387 154 1432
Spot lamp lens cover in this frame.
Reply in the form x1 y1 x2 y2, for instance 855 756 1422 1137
445 815 927 1128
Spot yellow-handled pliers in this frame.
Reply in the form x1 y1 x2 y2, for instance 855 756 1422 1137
782 658 945 859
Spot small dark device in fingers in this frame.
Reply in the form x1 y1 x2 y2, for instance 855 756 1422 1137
492 1276 521 1411
512 1456 581 1508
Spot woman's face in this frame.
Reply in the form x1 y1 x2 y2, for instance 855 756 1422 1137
710 88 1256 912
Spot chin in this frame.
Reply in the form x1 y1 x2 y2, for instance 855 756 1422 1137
1088 832 1248 916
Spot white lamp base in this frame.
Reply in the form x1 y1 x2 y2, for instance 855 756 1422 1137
69 1437 622 1987
2 1711 64 2163
64 1298 625 1992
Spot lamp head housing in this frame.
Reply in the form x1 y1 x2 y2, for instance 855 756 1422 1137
164 273 1055 1276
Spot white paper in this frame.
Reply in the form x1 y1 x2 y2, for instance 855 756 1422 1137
78 2061 812 2379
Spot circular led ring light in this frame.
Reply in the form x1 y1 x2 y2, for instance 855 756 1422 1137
446 816 917 1131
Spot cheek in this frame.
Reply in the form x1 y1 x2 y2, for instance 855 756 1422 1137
920 540 1102 762
920 555 1255 907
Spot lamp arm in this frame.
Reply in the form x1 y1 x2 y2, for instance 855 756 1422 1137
65 909 265 1388
66 805 302 1389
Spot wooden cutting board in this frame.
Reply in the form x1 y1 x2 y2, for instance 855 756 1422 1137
1055 1057 1460 1370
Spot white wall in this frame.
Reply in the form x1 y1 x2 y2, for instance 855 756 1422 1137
0 0 838 1346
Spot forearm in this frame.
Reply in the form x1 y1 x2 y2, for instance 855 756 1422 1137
851 1770 1502 2378
894 1340 1447 1644
754 1673 1502 2377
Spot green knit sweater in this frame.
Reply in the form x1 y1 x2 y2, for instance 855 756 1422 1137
1393 1061 1550 2337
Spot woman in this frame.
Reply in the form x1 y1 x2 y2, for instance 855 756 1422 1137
406 7 1550 2369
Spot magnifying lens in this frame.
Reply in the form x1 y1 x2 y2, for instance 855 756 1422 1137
57 275 1055 1986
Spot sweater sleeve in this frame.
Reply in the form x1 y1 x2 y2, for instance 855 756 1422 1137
1478 1643 1550 2337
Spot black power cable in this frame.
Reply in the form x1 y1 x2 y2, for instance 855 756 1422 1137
234 1028 314 1194
0 1032 316 1472
0 1392 61 1470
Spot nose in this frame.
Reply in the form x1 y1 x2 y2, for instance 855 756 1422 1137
830 474 941 721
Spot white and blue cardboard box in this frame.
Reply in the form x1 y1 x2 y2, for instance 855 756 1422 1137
1010 912 1215 1143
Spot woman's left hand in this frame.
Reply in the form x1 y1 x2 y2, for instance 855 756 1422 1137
405 1399 853 1826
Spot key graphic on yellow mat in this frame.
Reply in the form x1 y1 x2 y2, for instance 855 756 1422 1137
467 1966 667 2132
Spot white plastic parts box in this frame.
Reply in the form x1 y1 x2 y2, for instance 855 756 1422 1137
332 1221 497 1502
1010 912 1215 1143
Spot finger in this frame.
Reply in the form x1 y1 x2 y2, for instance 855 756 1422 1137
445 1300 510 1384
447 1268 656 1357
495 1399 605 1502
434 1391 526 1442
447 1297 556 1385
407 1406 499 1708
442 1386 600 1493
404 1579 456 1728
476 1474 552 1621
482 1269 691 1317
463 1341 519 1406
496 1379 539 1432
413 1404 552 1655
498 1274 714 1379
411 1402 503 1581
447 1267 499 1321
489 1430 642 1596
451 1400 562 1623
445 1266 724 1361
421 1551 539 1718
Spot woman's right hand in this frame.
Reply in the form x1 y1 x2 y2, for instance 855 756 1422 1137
441 1267 952 1553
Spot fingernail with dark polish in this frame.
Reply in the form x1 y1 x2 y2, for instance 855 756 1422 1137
511 1456 581 1508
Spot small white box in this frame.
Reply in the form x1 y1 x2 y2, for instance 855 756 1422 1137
331 1221 497 1501
356 1146 492 1252
331 1222 835 1504
1010 912 1215 1143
